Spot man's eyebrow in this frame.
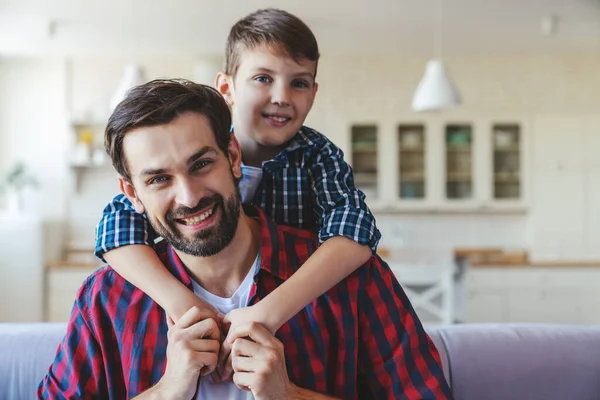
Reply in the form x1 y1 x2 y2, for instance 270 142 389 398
140 167 168 177
188 147 218 164
139 147 218 177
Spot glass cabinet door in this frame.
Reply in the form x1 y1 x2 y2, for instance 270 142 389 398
398 124 426 199
445 124 473 199
351 125 378 199
492 124 521 200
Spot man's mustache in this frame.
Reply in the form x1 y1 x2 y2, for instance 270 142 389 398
167 194 223 220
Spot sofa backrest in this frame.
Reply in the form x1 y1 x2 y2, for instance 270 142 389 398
428 323 600 400
4 322 600 400
0 323 67 400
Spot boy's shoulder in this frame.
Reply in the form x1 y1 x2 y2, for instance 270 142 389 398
284 126 344 158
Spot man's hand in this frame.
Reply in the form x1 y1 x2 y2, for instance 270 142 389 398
149 306 221 400
216 304 276 382
226 321 294 400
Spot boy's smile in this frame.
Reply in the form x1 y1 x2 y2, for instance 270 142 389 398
220 44 318 149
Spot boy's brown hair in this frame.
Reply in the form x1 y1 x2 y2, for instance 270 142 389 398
105 79 232 181
225 8 320 79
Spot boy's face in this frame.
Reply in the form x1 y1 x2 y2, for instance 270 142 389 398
219 44 319 148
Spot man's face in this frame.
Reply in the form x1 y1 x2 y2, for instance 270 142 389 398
120 112 243 257
222 44 318 148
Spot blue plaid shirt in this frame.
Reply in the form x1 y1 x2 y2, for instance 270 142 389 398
95 126 380 259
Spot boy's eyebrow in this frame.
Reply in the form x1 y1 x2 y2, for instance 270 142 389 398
140 147 218 177
253 67 314 79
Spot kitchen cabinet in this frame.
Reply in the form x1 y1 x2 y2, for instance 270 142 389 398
349 117 530 213
465 266 600 325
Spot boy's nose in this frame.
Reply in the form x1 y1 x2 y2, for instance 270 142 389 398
271 83 290 107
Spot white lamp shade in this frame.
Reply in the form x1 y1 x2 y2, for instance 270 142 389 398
193 59 222 87
411 60 462 112
109 63 147 111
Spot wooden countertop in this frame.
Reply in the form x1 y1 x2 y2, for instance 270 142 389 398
47 261 104 270
470 261 600 268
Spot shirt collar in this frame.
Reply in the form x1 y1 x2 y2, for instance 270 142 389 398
163 205 298 284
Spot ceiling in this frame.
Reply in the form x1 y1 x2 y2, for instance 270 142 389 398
0 0 599 57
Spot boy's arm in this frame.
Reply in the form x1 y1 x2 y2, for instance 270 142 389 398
96 195 215 322
356 257 452 399
226 139 378 333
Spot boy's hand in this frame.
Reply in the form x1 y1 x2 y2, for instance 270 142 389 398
216 305 275 382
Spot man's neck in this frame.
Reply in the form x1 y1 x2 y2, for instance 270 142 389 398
173 212 261 298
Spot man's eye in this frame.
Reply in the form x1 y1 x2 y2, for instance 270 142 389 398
192 160 210 171
255 75 272 83
148 176 168 185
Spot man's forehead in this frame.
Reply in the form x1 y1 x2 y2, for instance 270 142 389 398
123 113 219 174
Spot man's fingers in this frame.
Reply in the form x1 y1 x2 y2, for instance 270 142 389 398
231 372 252 392
221 353 235 381
188 317 221 341
187 338 220 355
176 306 215 329
232 337 263 358
194 351 219 376
228 322 274 346
231 353 259 373
166 313 175 328
218 337 232 373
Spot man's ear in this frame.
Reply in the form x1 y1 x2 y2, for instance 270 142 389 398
227 135 243 180
216 72 234 107
119 178 145 214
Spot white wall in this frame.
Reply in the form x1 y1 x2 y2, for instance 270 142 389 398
0 57 69 261
1 52 599 259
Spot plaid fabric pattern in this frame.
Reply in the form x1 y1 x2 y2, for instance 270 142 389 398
40 207 452 399
95 126 381 261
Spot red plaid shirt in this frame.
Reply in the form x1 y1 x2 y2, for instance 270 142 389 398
38 207 452 399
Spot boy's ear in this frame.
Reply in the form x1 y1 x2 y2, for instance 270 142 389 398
119 178 145 214
227 135 243 180
216 72 234 107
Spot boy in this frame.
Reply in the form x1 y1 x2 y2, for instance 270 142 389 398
96 8 380 379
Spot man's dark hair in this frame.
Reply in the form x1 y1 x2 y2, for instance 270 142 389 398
105 79 232 181
225 8 320 78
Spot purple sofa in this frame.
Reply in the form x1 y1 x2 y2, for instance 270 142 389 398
2 323 600 399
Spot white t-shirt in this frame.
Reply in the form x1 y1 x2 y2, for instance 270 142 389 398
239 164 263 204
191 254 260 400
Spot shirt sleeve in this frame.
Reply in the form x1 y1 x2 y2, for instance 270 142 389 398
37 282 108 399
308 140 381 252
356 256 453 399
94 194 157 262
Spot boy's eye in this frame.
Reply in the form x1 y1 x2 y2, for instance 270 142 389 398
148 176 168 185
254 75 272 83
292 79 310 88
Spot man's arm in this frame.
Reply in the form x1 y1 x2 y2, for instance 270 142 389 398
226 322 341 400
37 292 108 399
357 256 453 399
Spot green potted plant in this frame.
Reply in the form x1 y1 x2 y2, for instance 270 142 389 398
0 162 39 213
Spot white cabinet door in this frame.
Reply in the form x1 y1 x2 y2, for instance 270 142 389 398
47 268 97 322
530 116 587 262
465 290 508 323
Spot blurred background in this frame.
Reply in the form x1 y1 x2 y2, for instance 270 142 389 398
1 0 599 327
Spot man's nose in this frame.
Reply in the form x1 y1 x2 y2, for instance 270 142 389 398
174 178 201 209
271 82 290 107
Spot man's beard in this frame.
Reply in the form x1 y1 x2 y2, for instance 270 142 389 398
149 188 241 257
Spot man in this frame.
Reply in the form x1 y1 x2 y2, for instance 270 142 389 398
38 79 452 399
